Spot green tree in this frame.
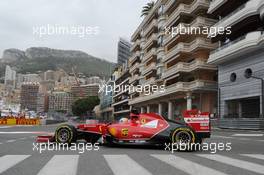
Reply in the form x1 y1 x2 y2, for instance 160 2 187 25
72 96 100 116
141 1 155 17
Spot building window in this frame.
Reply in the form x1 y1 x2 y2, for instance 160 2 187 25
244 68 253 79
230 73 237 82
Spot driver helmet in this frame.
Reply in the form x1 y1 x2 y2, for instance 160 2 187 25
119 118 128 123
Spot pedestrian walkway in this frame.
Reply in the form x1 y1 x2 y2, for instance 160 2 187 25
0 153 264 175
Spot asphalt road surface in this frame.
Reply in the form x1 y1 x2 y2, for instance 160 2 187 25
0 124 264 175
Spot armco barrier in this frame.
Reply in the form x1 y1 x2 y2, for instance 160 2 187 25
0 118 40 125
0 119 7 125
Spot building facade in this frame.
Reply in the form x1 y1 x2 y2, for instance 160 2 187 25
208 0 264 129
117 38 132 66
4 65 16 89
112 64 130 119
99 79 114 121
71 84 99 100
48 91 73 113
20 83 44 113
128 0 218 119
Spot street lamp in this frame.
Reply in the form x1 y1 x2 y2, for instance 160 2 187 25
244 68 264 118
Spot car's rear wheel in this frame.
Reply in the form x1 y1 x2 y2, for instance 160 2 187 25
171 127 195 151
55 124 77 144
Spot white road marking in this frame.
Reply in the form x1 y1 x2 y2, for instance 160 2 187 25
104 155 152 175
256 140 264 142
19 137 26 140
0 126 12 129
151 154 227 175
37 155 79 175
0 155 30 174
6 139 16 143
197 154 264 174
0 131 52 134
211 135 234 139
241 154 264 160
232 134 263 137
238 138 251 141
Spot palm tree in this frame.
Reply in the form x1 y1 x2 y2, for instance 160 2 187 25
141 1 155 17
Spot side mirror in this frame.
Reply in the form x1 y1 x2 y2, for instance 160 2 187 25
244 68 253 79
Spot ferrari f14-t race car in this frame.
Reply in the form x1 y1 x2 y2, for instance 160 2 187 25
37 109 211 148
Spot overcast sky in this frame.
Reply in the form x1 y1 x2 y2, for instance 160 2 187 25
0 0 149 63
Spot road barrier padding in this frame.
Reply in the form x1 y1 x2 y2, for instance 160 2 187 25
0 118 40 125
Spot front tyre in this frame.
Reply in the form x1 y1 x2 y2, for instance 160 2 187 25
55 124 77 144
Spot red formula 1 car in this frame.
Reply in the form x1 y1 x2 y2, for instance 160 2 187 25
37 109 210 147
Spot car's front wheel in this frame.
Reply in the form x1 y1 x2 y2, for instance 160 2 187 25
55 124 77 144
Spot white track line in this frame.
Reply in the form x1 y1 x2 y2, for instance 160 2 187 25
6 139 16 143
211 135 234 139
151 154 227 175
241 154 264 160
197 154 264 174
104 155 152 175
0 131 52 134
232 134 263 137
0 155 30 174
37 155 79 175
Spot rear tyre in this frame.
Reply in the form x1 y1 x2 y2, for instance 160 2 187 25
171 127 196 151
55 124 77 144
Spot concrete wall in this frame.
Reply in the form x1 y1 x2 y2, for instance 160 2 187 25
218 49 264 118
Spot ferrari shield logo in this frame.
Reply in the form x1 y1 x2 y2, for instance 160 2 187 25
121 128 128 137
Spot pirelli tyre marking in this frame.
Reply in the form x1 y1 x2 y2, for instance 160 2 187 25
171 127 195 144
55 125 74 143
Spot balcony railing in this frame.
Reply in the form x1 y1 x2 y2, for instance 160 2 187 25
142 62 156 75
143 19 158 37
164 37 216 62
143 48 157 62
129 74 139 84
129 51 140 63
214 3 246 27
129 62 140 73
164 16 216 45
208 31 264 64
208 0 227 14
211 35 246 55
212 0 264 34
130 39 141 52
143 33 157 50
165 0 210 27
162 59 216 79
128 80 217 105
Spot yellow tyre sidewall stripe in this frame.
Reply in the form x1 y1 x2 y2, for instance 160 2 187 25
171 127 195 143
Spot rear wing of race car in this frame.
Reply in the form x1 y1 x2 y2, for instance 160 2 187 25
182 110 210 133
